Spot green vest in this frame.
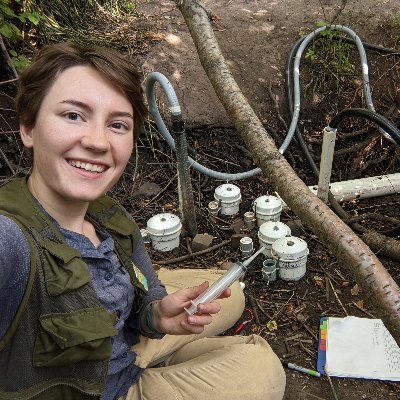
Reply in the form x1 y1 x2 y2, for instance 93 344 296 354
0 177 146 400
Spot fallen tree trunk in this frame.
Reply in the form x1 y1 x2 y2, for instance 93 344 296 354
174 0 400 344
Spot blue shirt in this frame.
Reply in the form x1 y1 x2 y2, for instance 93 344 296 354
0 212 167 400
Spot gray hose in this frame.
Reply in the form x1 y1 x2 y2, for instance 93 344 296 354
280 24 394 153
144 72 262 181
145 25 392 178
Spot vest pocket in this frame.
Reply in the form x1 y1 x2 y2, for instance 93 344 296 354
41 240 92 296
33 307 118 367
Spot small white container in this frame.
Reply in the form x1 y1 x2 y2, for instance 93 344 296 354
243 211 256 229
214 184 241 216
258 221 291 257
208 200 220 216
262 259 278 282
239 236 254 259
253 195 282 226
146 213 182 252
271 236 309 281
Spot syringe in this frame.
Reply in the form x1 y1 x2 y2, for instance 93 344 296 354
184 246 266 315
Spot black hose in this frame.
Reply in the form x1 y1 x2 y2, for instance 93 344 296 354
332 34 400 55
329 108 400 146
285 32 400 179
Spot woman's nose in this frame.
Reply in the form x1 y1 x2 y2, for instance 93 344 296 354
81 125 110 152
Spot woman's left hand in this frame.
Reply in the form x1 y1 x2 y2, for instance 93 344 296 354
152 281 231 335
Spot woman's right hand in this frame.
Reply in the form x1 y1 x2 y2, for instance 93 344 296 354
151 281 231 335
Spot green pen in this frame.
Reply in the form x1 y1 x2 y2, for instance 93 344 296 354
282 361 321 378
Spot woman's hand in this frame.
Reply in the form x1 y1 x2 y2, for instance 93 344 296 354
152 281 231 335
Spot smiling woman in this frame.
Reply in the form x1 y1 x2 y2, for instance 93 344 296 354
0 42 285 400
19 65 135 230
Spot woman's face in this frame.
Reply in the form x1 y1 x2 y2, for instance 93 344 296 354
20 65 134 208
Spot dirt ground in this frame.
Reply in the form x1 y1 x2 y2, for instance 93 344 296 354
0 1 400 399
135 0 400 128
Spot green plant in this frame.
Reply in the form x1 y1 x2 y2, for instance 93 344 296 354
30 1 147 53
0 0 42 70
302 22 356 95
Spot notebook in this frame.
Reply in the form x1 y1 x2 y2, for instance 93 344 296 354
317 316 400 380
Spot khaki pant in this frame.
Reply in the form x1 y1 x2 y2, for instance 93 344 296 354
121 268 286 400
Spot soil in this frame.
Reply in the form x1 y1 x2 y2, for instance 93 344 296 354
1 1 400 399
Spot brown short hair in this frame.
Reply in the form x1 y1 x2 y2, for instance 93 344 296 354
16 42 147 139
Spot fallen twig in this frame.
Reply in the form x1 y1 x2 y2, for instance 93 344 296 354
248 294 262 326
0 147 15 175
153 239 230 265
351 301 377 319
328 277 348 316
0 78 18 86
300 392 328 400
272 291 295 320
324 367 339 400
144 173 177 207
254 298 273 320
298 341 316 359
301 321 319 342
325 273 330 302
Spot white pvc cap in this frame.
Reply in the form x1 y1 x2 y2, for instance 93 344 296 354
146 213 182 237
253 195 282 215
271 236 309 260
258 221 291 242
214 183 241 204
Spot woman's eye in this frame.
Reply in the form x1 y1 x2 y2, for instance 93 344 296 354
111 122 129 131
65 112 81 121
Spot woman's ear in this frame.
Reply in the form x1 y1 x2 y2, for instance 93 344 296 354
20 124 34 148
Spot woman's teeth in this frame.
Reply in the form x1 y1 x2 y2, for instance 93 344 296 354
69 160 105 173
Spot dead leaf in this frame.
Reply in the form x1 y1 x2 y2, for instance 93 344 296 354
286 303 295 313
313 275 324 287
351 283 360 296
355 300 364 308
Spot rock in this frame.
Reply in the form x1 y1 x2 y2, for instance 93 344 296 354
230 217 244 234
132 181 162 198
191 233 213 252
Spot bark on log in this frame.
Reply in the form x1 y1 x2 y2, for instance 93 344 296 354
175 0 400 344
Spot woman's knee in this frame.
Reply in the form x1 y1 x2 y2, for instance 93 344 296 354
242 335 286 398
163 334 285 400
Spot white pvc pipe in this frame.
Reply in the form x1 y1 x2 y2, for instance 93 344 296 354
317 127 337 203
309 173 400 202
279 173 400 210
